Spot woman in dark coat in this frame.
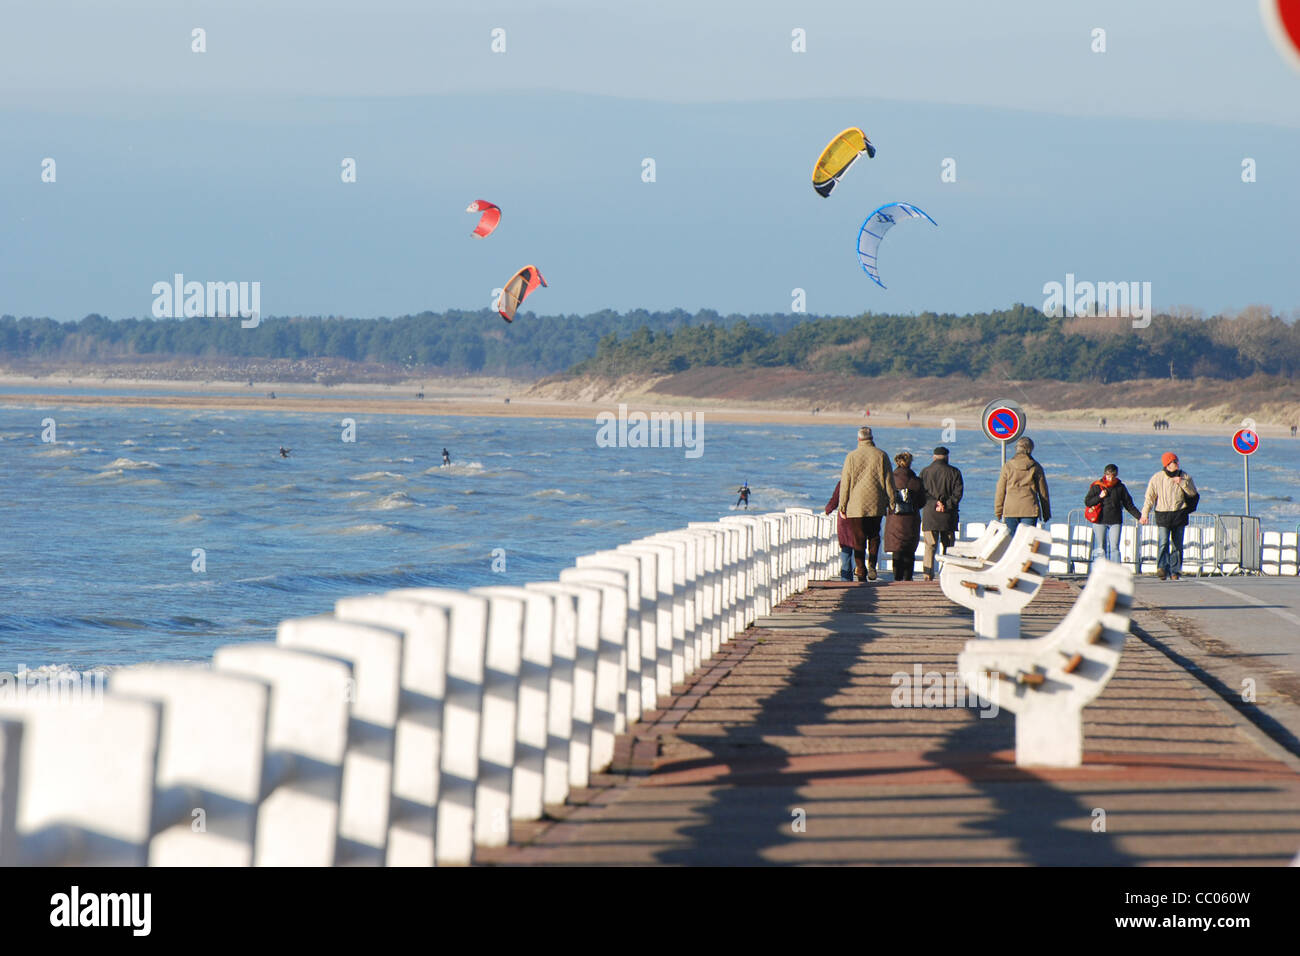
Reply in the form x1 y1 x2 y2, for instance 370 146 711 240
825 479 864 581
884 452 925 581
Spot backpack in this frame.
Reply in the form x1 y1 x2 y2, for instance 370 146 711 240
1085 482 1103 523
893 484 916 515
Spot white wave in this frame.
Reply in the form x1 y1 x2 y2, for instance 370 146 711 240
351 471 406 481
374 492 417 510
105 457 160 470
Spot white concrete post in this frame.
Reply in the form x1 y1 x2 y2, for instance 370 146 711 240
576 551 653 716
619 541 680 689
646 531 698 677
0 696 161 866
558 568 627 770
111 665 273 866
527 581 598 790
277 614 405 866
212 644 353 867
384 588 489 866
470 586 555 822
329 595 447 866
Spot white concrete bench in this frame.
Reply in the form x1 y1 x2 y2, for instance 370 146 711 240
212 644 354 866
956 559 1134 767
940 524 1053 639
616 541 678 694
947 521 1006 562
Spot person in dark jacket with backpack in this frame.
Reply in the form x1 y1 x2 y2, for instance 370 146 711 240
825 480 863 581
1084 463 1141 563
919 446 963 581
884 452 925 581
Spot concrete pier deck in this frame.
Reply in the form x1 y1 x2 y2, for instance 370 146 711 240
478 579 1300 866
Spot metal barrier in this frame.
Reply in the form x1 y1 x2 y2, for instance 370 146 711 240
973 512 1285 577
1216 515 1262 574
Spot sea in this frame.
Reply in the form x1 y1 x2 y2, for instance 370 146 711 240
2 394 1298 671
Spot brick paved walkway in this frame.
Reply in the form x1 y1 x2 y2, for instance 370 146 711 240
478 580 1300 865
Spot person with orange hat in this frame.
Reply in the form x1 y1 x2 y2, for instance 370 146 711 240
1140 452 1199 580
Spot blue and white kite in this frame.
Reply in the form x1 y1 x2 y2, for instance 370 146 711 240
856 202 937 289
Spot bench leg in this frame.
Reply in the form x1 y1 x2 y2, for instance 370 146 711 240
1015 706 1083 768
973 609 1021 640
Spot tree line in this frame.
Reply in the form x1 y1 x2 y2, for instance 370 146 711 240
1 305 1295 382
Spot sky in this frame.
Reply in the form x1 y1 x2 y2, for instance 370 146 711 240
2 0 1298 321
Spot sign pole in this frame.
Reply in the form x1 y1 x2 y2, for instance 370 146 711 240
1001 441 1007 468
1244 455 1251 516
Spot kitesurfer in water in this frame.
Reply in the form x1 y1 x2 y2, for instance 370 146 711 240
279 447 291 458
735 482 751 509
442 448 451 467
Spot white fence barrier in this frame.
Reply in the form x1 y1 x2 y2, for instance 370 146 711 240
0 511 839 867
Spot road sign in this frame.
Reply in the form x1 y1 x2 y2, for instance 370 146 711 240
1261 0 1300 72
1232 428 1260 455
981 400 1025 445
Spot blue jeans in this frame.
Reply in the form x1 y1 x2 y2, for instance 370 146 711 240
1157 524 1186 575
1003 517 1035 537
840 547 854 581
1092 523 1122 563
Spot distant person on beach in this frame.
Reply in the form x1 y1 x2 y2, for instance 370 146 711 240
839 426 892 581
736 482 750 509
919 446 963 581
442 448 451 466
279 447 291 458
1084 464 1140 563
994 436 1051 536
884 452 925 581
1140 452 1199 581
824 480 860 581
1292 425 1297 438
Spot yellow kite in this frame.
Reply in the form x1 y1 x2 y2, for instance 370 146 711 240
812 128 876 198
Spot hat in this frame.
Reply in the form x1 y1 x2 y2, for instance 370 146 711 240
1016 436 1034 454
858 427 873 441
933 446 950 457
1161 452 1178 468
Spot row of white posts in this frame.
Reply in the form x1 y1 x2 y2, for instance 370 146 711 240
0 509 839 867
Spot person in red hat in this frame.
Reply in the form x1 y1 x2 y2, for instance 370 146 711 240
1139 452 1199 580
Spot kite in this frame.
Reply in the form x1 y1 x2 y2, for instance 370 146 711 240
856 203 937 289
812 128 875 198
466 200 501 239
497 265 547 322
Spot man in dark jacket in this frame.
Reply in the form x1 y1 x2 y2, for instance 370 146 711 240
1084 463 1141 563
919 446 964 581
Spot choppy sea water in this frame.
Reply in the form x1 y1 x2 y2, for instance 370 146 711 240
2 401 1298 669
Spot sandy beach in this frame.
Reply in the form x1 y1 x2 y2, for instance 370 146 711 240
1 369 1295 439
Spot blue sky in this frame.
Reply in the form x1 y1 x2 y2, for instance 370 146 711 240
2 0 1298 320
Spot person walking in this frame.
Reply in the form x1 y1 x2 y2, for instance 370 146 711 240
1140 452 1199 580
1084 464 1141 563
884 452 925 581
838 426 892 581
994 436 1051 536
824 480 863 581
919 446 963 581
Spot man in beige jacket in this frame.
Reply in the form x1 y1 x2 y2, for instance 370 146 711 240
1139 451 1198 580
838 426 892 580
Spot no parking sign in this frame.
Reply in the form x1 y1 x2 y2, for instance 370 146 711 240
981 399 1027 465
1232 423 1261 515
1261 0 1300 72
